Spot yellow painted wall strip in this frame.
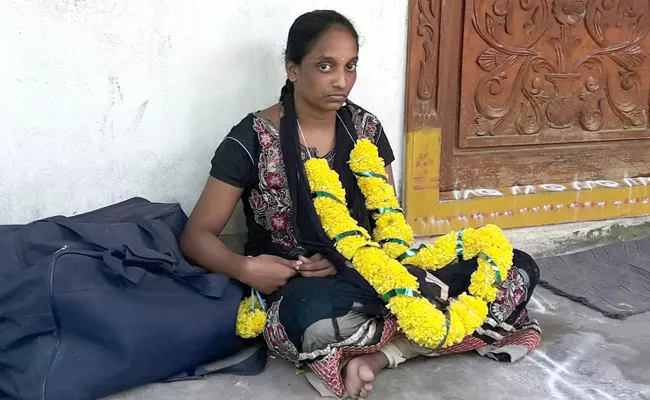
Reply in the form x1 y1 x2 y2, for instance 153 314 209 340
404 129 650 236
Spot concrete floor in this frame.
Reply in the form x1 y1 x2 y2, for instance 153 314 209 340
111 218 650 400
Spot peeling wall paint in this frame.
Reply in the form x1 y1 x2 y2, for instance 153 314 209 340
0 0 408 233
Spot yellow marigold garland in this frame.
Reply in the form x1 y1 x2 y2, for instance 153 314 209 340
348 139 413 260
235 294 266 339
304 157 488 349
234 138 515 346
349 139 514 306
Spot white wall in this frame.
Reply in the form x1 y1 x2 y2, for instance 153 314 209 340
0 0 408 233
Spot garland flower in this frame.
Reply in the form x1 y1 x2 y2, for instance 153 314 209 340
236 289 267 339
303 158 487 349
234 139 514 347
348 139 513 304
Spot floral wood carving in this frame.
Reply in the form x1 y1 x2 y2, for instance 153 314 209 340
415 0 441 115
469 0 649 138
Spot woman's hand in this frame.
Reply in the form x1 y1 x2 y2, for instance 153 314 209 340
241 255 299 294
297 253 337 278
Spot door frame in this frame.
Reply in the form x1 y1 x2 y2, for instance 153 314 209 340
403 0 650 236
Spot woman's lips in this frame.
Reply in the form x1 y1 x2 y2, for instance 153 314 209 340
327 94 347 102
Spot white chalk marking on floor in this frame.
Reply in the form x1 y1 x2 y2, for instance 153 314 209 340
528 337 615 400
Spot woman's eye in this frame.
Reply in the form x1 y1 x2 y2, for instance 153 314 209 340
319 64 332 72
346 63 357 72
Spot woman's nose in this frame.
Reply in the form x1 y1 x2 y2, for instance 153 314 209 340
332 70 347 89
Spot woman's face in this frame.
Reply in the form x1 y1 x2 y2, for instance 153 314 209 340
288 26 358 112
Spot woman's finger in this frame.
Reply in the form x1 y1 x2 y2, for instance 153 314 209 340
273 256 300 269
300 267 336 278
296 259 332 271
309 253 325 262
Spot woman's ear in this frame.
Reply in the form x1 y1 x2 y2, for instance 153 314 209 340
286 62 298 83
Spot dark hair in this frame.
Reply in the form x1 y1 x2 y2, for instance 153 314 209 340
280 10 359 101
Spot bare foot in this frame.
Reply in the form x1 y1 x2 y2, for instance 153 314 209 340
343 352 389 399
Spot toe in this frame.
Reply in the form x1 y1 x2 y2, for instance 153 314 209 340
364 383 373 392
344 361 363 398
358 364 375 383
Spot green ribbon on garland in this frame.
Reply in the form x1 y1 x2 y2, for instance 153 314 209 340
433 311 452 351
379 238 410 247
381 288 421 303
374 207 404 214
397 247 420 262
313 191 344 204
456 229 466 260
334 230 368 242
354 171 388 182
479 253 503 287
396 244 427 262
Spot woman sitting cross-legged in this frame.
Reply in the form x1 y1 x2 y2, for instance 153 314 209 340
181 10 541 399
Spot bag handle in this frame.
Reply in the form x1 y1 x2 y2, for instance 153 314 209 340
101 245 179 285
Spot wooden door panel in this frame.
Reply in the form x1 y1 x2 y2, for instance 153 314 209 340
406 0 443 131
442 140 650 196
439 0 650 191
404 0 650 235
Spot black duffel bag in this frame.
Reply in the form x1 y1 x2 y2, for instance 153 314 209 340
0 198 265 400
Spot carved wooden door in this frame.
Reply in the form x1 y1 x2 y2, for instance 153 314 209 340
418 0 650 194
